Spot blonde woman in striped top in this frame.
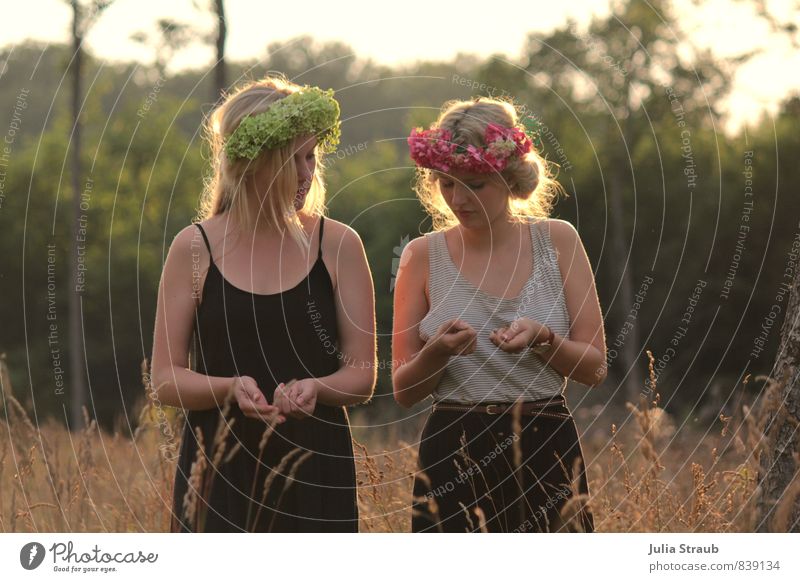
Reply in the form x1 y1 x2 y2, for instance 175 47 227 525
392 97 606 532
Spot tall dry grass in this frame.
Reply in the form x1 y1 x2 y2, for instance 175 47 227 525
0 351 790 532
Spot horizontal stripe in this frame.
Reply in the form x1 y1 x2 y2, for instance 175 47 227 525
419 220 570 403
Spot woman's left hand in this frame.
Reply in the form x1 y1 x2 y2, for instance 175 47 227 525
274 378 318 419
490 318 549 354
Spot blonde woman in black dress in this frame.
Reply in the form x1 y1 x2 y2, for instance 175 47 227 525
150 77 376 532
393 97 606 532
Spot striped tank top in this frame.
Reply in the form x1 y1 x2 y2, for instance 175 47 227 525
418 219 570 403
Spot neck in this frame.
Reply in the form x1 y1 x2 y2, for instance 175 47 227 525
239 199 304 239
458 211 520 251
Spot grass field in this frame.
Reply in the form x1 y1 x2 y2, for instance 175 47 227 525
0 353 784 532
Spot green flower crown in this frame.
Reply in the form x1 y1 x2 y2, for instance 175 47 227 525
223 86 341 161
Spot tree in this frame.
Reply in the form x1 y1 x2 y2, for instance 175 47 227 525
65 0 113 431
131 19 193 77
211 0 227 103
523 0 737 401
755 237 800 532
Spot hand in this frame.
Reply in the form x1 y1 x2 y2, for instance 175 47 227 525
428 319 477 358
490 318 550 354
273 378 318 420
232 376 285 423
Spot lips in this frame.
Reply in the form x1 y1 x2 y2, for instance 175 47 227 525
293 188 308 209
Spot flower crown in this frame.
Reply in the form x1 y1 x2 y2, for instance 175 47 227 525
407 121 537 173
223 86 341 161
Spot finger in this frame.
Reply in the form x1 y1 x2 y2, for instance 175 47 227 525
285 386 301 413
452 328 476 342
276 394 293 416
251 407 286 424
505 334 530 350
445 319 468 333
489 331 500 346
499 339 525 353
241 402 281 418
456 321 475 333
284 379 298 399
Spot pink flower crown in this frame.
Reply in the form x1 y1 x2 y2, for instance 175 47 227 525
407 122 534 173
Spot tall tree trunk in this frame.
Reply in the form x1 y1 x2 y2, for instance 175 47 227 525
755 265 800 532
613 76 643 403
69 0 87 431
212 0 227 104
609 168 642 402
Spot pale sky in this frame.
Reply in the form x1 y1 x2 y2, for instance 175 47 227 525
2 0 799 133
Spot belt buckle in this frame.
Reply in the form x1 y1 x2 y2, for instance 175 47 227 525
484 404 502 415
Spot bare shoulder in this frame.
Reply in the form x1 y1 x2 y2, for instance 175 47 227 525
169 222 206 259
396 234 431 306
399 234 430 275
317 217 366 293
539 218 580 254
539 218 578 239
320 216 364 251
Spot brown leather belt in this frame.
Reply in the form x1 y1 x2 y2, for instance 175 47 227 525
432 396 568 416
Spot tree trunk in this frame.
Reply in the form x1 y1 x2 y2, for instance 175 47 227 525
755 265 800 532
212 0 227 104
69 0 87 431
613 80 643 403
609 168 642 402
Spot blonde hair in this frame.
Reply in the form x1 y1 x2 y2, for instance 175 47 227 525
413 97 565 231
197 75 328 251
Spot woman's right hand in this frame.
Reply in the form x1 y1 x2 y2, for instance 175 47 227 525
232 376 285 423
427 319 477 358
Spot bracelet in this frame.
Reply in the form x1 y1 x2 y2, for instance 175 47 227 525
528 325 555 352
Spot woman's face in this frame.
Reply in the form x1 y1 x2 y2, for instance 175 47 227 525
437 171 509 228
249 133 317 211
292 133 317 210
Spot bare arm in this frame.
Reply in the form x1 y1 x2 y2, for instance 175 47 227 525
391 236 476 408
150 225 236 409
538 219 607 386
150 225 279 419
312 223 377 407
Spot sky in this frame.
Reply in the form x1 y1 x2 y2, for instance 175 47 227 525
2 0 799 133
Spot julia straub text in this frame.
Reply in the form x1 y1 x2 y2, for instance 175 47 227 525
648 542 719 555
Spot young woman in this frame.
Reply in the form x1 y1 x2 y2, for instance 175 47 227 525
392 97 606 533
150 76 376 532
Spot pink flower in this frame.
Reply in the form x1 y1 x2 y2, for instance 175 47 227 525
407 122 533 173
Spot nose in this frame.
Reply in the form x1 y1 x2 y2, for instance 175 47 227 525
451 182 471 207
298 163 314 186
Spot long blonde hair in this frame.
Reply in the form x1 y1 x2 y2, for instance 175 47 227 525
197 75 328 251
413 97 565 231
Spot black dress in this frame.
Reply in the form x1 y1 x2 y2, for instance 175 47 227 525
170 216 359 532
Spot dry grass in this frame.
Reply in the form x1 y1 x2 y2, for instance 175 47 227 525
0 351 791 532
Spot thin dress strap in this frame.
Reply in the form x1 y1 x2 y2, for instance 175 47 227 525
317 216 325 260
194 223 213 265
